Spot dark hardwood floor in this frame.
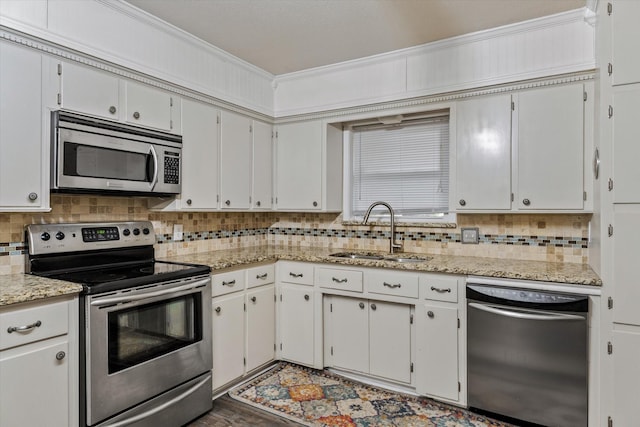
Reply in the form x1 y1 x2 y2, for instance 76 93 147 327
186 394 304 426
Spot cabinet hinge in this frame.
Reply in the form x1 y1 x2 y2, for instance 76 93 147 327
608 62 613 76
280 343 283 351
244 303 246 312
511 101 515 111
458 318 460 329
607 341 613 355
217 115 220 124
608 416 613 427
410 314 413 324
280 294 283 302
275 197 278 205
608 105 613 118
170 120 173 130
217 194 220 203
583 91 587 102
57 63 62 75
410 362 414 373
243 357 246 366
608 178 614 191
608 297 613 309
330 303 333 313
583 191 587 201
607 2 612 15
249 125 253 133
170 97 173 107
249 196 252 204
608 224 614 237
458 382 461 392
274 294 276 302
274 343 276 351
331 346 334 356
511 193 514 202
275 131 278 138
57 93 62 106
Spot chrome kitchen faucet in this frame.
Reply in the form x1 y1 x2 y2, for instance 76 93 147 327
361 201 403 254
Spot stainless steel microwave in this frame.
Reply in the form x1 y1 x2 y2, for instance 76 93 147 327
51 111 182 196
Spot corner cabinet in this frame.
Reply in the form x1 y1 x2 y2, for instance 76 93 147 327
0 41 50 211
453 82 593 212
0 296 78 427
274 120 343 211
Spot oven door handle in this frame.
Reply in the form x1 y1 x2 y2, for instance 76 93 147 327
106 373 211 427
468 302 585 321
90 277 210 307
149 145 159 191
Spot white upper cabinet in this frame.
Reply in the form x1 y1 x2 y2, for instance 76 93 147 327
179 99 219 210
514 83 585 210
455 94 512 210
59 61 120 120
219 111 252 209
612 85 640 203
0 41 49 211
611 0 640 86
275 120 342 211
124 81 177 133
252 120 273 209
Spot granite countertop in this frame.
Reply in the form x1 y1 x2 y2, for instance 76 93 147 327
0 274 83 308
166 246 602 287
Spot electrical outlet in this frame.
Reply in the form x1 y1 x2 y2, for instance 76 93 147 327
461 227 479 244
173 224 183 241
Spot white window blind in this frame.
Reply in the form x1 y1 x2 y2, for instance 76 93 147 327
351 116 450 218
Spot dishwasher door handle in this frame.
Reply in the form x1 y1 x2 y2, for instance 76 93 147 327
468 302 585 321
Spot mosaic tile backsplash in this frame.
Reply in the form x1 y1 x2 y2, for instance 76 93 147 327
0 195 591 275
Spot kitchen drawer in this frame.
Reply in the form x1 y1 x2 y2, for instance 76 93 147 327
0 300 69 351
247 264 275 288
316 268 363 293
367 271 419 299
212 270 246 297
420 275 459 302
277 262 314 286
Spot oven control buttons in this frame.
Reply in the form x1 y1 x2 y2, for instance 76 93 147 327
133 228 140 236
56 232 65 240
40 232 51 241
143 228 150 235
123 229 131 236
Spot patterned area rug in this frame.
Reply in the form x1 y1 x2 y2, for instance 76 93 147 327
229 363 515 426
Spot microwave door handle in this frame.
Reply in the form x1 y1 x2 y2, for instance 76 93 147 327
149 145 159 190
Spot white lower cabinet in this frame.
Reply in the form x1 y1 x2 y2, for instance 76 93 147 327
0 297 77 427
211 265 276 391
324 295 413 384
612 326 640 427
278 284 315 366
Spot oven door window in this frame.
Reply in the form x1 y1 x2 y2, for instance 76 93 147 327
108 294 202 374
63 142 152 182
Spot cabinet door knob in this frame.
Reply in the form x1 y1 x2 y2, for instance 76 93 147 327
28 192 38 201
256 201 261 207
312 201 318 207
56 351 66 361
522 198 531 206
215 307 221 313
251 296 257 303
304 294 310 301
427 310 435 318
186 199 192 205
371 303 377 311
459 199 466 206
133 111 140 119
109 106 117 114
225 200 231 206
359 302 365 309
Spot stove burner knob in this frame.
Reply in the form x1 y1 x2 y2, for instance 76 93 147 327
40 232 50 241
142 228 150 235
55 231 65 240
123 229 131 236
133 228 140 236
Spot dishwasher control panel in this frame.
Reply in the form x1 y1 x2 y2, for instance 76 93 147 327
467 283 589 312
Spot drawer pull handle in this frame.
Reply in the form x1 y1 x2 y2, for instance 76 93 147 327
332 277 348 283
289 272 303 278
383 282 401 289
7 320 42 334
430 286 451 293
256 273 268 279
222 280 236 286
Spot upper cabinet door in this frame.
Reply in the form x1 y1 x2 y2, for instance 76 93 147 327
455 94 512 210
252 120 273 210
611 0 640 86
0 42 47 211
59 61 120 120
180 99 219 210
612 85 640 203
515 84 584 210
124 81 174 132
275 121 322 210
219 111 252 209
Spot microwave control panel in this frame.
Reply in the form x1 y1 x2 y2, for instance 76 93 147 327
164 151 180 184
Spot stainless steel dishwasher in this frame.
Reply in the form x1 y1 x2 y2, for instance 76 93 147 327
467 282 588 427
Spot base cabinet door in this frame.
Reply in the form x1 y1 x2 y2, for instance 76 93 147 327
0 340 69 426
279 285 314 366
326 296 369 374
212 293 245 390
415 304 459 401
613 327 640 427
246 285 275 371
369 301 412 383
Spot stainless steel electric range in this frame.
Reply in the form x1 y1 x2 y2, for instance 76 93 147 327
26 221 212 427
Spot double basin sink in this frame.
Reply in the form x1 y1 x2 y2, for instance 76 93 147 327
329 252 430 263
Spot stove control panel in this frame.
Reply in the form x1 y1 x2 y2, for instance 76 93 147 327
26 221 156 255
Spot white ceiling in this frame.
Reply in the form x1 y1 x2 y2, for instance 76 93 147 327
126 0 586 76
